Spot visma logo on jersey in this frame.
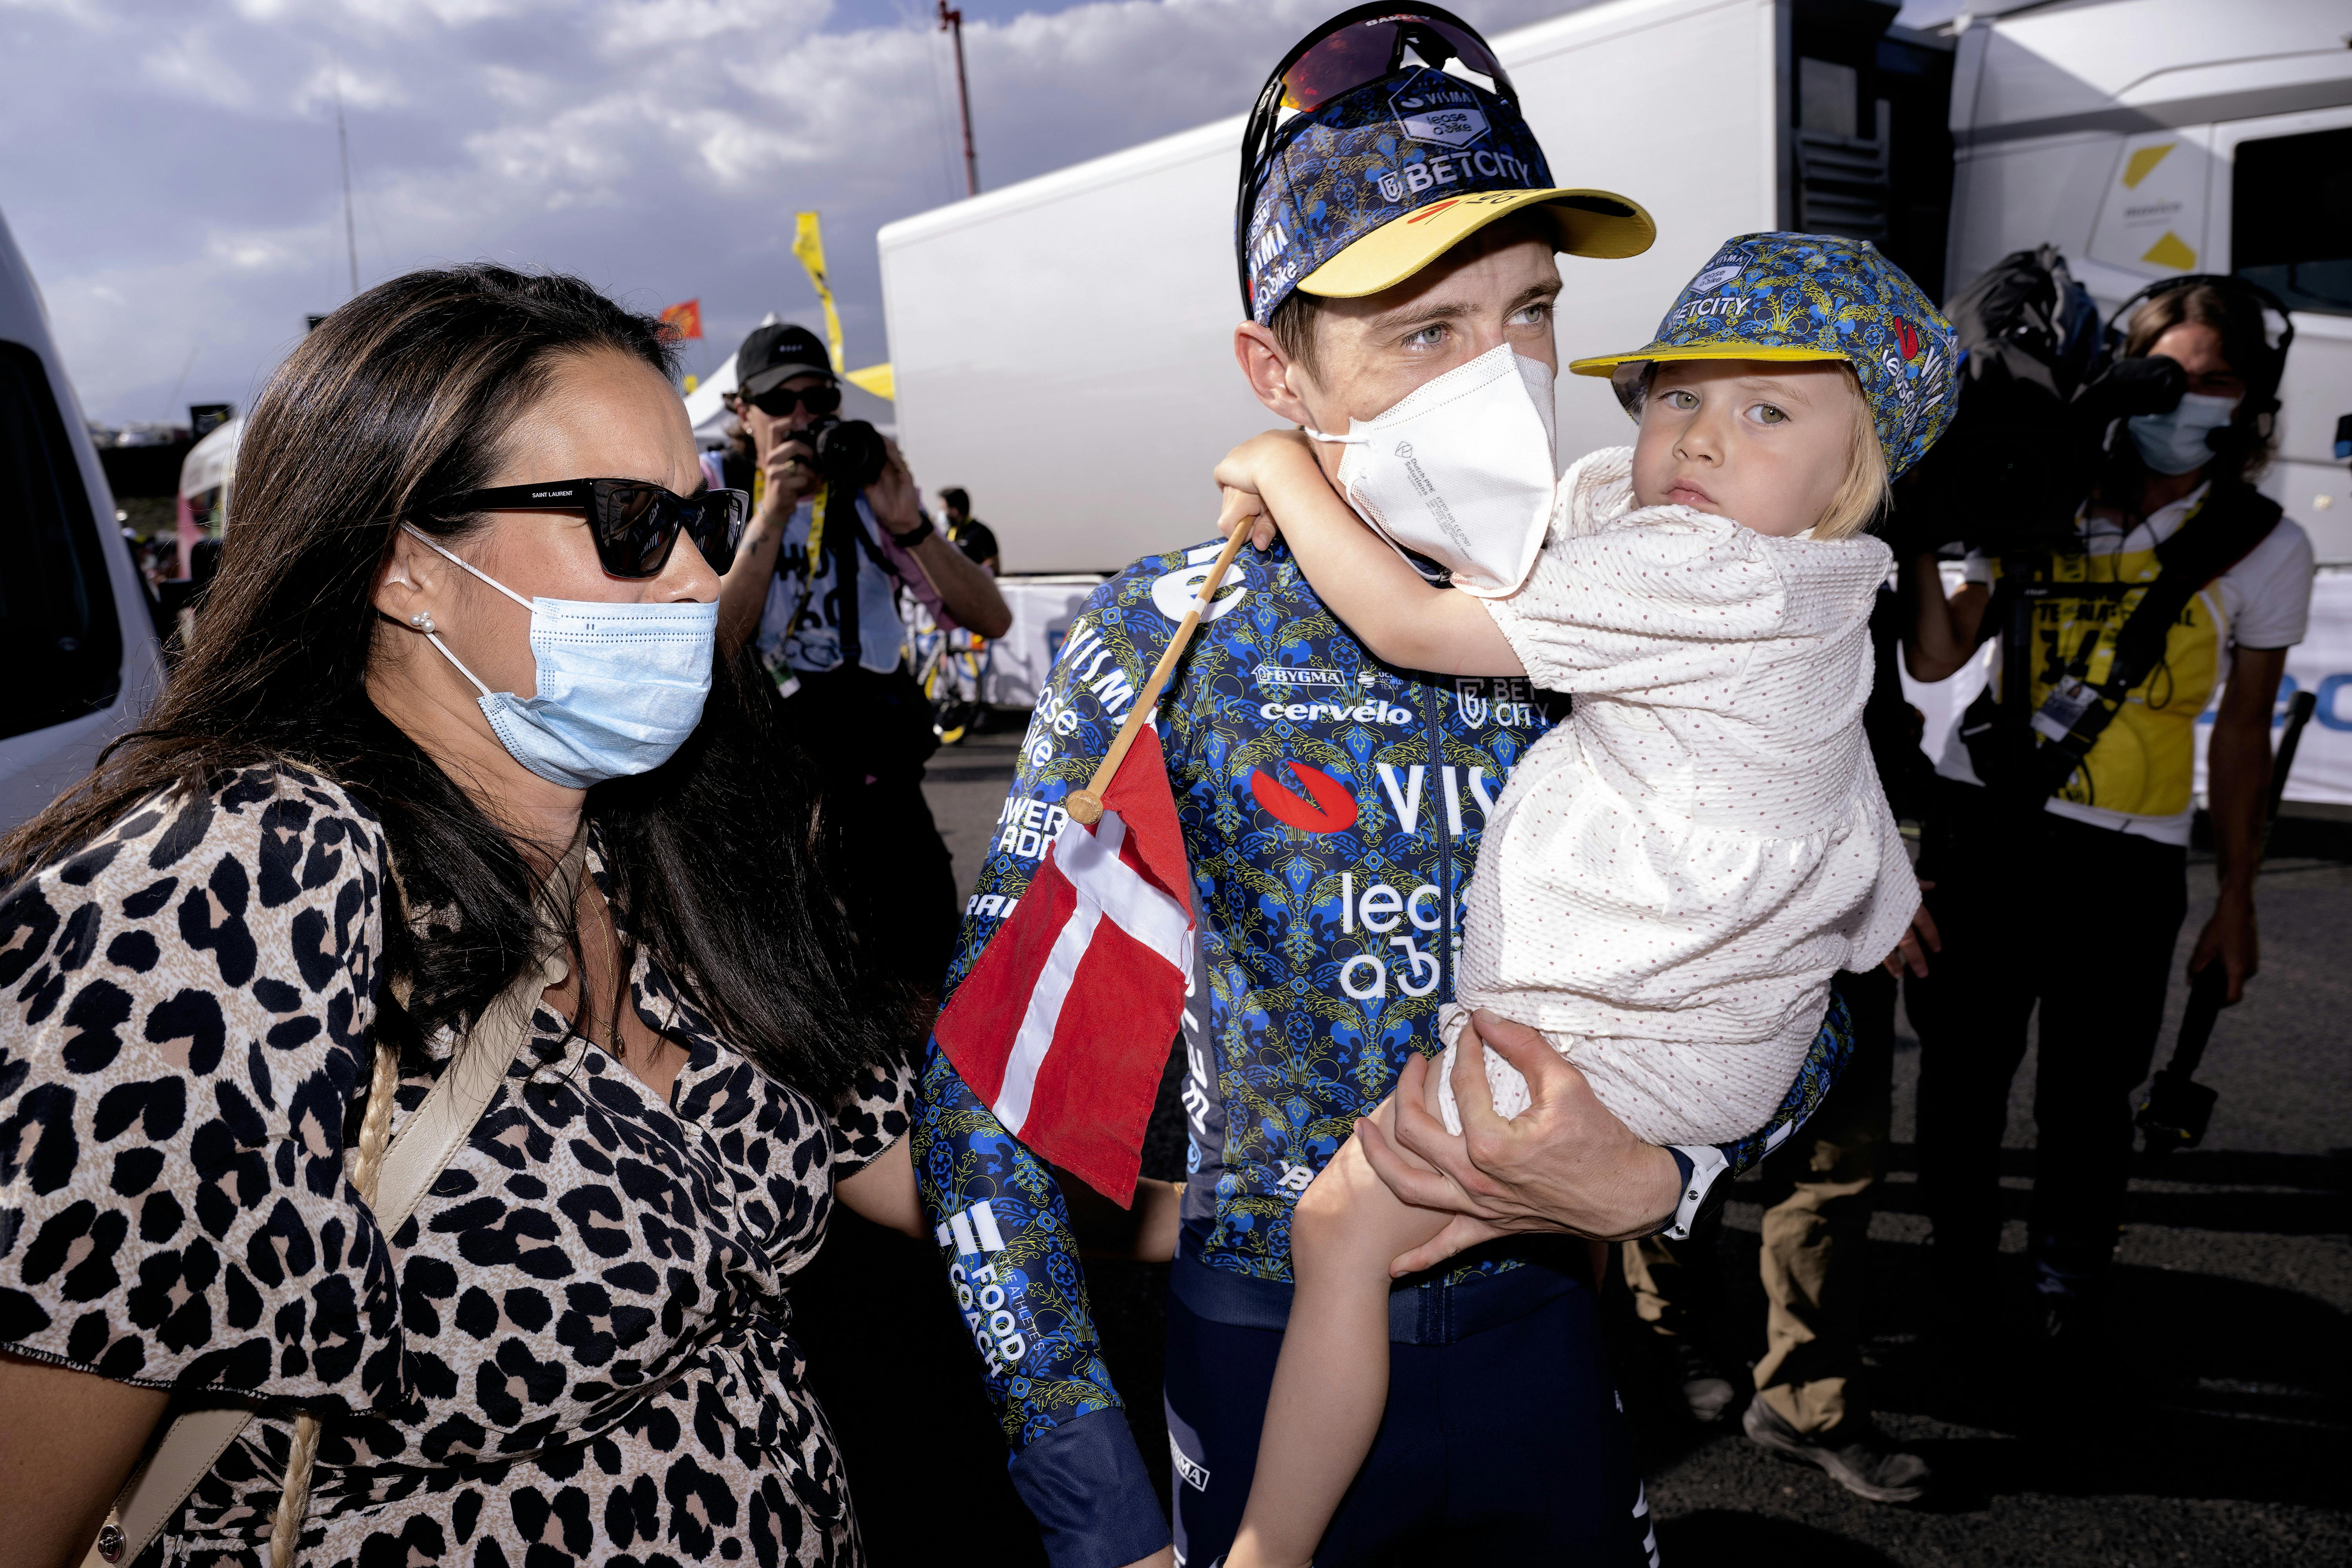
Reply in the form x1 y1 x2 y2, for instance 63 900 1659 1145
1247 758 1501 838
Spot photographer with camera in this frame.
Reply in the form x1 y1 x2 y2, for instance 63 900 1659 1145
1900 274 2314 1363
717 322 1011 991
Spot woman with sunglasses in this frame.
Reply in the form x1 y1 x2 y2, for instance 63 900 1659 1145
0 266 932 1566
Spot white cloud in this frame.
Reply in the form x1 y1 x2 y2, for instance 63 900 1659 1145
230 0 556 32
0 0 113 22
292 59 407 114
139 26 258 109
208 232 304 271
7 0 1591 422
593 0 825 53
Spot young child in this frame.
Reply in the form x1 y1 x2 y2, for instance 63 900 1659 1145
1210 234 1955 1568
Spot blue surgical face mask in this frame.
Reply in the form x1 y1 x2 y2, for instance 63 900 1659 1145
2127 391 2240 476
402 524 717 790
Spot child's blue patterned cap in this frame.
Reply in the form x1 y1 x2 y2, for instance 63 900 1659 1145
1570 232 1958 478
1243 62 1653 325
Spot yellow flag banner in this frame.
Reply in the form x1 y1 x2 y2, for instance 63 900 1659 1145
844 363 894 401
791 212 847 374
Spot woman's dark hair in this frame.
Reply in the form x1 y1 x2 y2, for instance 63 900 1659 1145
2098 279 2283 507
2 265 913 1096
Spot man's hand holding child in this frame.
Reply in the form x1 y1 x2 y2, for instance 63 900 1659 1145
1355 1010 1685 1274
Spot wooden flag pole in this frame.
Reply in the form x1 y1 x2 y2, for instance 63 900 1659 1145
1065 521 1250 826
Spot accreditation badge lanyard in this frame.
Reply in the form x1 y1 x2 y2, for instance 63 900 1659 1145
787 487 854 654
2026 490 2211 742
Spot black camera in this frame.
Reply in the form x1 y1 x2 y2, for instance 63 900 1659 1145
1885 353 2185 560
1882 247 2189 560
806 415 889 490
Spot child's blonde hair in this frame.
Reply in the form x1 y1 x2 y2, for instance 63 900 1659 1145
1812 367 1890 540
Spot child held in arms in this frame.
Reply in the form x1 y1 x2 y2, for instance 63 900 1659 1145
1211 234 1955 1568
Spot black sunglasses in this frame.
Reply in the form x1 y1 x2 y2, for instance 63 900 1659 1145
428 478 751 578
735 380 842 419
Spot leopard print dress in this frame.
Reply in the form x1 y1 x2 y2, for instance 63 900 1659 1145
0 766 915 1566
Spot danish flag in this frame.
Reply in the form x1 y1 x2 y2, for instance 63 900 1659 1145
935 726 1194 1205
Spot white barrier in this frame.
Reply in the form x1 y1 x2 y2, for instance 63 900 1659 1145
980 576 1106 711
1901 568 2352 810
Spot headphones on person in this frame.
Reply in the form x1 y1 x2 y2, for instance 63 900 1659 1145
2102 272 2295 416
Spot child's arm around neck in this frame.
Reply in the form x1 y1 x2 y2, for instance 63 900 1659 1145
1216 431 1525 678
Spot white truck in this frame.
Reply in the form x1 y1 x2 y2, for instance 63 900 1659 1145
0 207 166 834
877 0 2352 573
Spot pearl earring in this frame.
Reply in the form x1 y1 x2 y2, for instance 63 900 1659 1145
410 612 435 633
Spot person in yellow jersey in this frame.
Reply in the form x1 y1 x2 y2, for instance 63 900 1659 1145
1901 276 2313 1358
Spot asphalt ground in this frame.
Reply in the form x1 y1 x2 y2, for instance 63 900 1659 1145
794 720 2350 1568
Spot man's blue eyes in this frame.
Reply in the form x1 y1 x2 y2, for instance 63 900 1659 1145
1400 306 1548 348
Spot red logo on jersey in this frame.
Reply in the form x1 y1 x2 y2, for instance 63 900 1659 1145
1249 761 1359 834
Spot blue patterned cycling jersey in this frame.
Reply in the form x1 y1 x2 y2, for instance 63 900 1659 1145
912 537 1854 1565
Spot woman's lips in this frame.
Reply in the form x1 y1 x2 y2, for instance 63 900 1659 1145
1666 480 1715 508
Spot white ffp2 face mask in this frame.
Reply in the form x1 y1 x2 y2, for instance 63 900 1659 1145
1304 342 1559 597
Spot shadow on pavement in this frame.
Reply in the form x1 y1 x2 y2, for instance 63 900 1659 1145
1657 1510 1905 1566
1613 1221 2350 1521
1858 1144 2352 1235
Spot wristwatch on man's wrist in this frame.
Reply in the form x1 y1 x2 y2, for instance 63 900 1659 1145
889 512 936 549
1655 1144 1730 1240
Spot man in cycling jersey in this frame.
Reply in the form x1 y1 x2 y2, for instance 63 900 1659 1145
911 10 1853 1565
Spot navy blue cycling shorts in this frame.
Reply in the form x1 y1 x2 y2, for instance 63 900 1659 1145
1161 1269 1658 1567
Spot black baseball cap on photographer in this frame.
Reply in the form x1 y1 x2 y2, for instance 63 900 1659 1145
735 323 834 396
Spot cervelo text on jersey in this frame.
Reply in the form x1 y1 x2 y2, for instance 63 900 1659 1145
909 537 1857 1486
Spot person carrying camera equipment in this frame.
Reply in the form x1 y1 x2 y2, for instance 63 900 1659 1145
716 322 1013 993
939 485 1001 574
1899 269 2314 1357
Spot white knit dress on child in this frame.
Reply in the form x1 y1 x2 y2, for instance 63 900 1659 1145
1436 446 1917 1147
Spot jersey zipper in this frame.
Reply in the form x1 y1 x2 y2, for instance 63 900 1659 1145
1425 677 1454 1006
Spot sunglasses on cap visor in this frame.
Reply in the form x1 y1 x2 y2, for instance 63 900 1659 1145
1238 6 1515 294
427 478 751 579
733 380 842 419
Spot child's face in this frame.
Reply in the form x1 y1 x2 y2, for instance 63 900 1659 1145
1630 359 1861 538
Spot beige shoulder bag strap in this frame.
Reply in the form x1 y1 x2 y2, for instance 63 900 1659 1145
85 833 587 1567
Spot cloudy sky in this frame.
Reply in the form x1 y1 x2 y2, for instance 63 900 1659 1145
2 0 1963 426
